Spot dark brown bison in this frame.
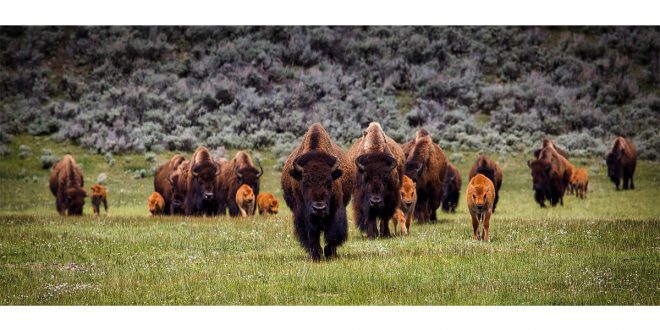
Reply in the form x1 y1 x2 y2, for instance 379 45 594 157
281 123 355 261
168 159 190 215
347 122 405 239
184 146 221 216
468 156 503 213
49 154 86 215
403 129 448 223
528 147 571 207
217 151 263 216
606 137 637 190
533 138 569 159
154 154 186 215
441 162 461 213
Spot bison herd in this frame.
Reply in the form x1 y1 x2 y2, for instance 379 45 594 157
49 123 639 261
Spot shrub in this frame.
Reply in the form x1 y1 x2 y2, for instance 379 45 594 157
104 152 115 167
39 149 59 169
145 152 157 163
0 145 9 157
18 145 32 159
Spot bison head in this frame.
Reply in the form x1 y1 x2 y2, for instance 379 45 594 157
65 187 86 215
528 159 553 205
404 160 424 182
290 151 342 217
400 175 416 212
355 152 397 209
192 161 220 200
605 152 622 189
235 161 263 196
470 185 490 211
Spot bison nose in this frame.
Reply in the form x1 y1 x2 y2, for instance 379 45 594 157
404 201 413 208
369 196 383 206
204 192 214 199
476 204 484 210
311 202 327 212
247 198 253 203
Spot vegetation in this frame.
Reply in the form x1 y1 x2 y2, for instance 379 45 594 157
0 27 658 159
0 135 658 305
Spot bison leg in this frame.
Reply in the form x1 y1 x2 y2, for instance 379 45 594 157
493 193 499 213
483 212 491 242
379 216 391 238
366 215 377 240
471 215 479 240
307 232 322 262
324 207 348 260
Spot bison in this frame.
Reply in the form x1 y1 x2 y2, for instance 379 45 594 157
147 192 165 216
393 175 416 236
217 151 263 217
168 160 190 215
570 168 589 199
281 123 355 261
257 192 279 215
235 184 256 218
466 173 495 242
441 162 461 213
347 122 405 239
154 155 186 215
90 184 108 216
49 154 86 215
184 147 221 216
403 129 448 223
468 156 503 213
528 147 571 207
605 137 637 190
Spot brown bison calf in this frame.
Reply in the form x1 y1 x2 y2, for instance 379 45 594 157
606 137 637 190
90 184 108 216
49 154 86 216
570 168 589 199
468 155 503 213
147 192 165 216
235 184 256 218
257 192 279 215
281 123 354 261
393 175 416 235
466 174 495 242
348 122 405 239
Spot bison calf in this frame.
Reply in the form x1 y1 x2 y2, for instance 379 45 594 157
148 192 165 216
257 192 279 215
571 168 589 199
236 184 256 218
393 175 416 235
466 174 495 242
90 184 108 216
468 155 502 213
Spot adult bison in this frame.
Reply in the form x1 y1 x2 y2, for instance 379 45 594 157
49 154 86 215
281 123 355 261
154 154 186 215
347 122 405 239
184 146 221 216
441 162 461 213
217 151 263 217
403 129 447 223
468 156 503 213
605 137 637 190
528 147 571 207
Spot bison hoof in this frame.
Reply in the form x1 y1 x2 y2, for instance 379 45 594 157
324 245 336 259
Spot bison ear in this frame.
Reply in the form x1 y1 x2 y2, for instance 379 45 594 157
331 168 343 181
385 155 397 171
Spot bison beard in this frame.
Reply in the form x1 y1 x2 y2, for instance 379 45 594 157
353 153 399 239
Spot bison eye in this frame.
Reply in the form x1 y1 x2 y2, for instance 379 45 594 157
472 194 476 199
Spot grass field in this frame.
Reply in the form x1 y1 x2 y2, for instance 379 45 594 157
0 135 658 305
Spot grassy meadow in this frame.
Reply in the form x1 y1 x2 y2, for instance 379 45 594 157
0 135 658 305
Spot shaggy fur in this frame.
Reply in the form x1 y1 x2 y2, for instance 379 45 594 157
466 174 495 242
403 129 447 223
468 155 503 213
147 192 165 216
49 154 86 216
528 147 571 207
281 123 354 261
90 184 108 216
154 154 186 215
606 137 637 190
347 122 405 239
441 162 461 213
533 138 569 160
257 192 279 215
217 151 263 217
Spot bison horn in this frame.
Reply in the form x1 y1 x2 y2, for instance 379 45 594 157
355 156 366 172
234 166 243 179
215 165 221 177
330 156 340 173
293 161 304 175
256 160 263 178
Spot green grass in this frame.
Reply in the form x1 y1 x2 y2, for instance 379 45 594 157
0 135 659 305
